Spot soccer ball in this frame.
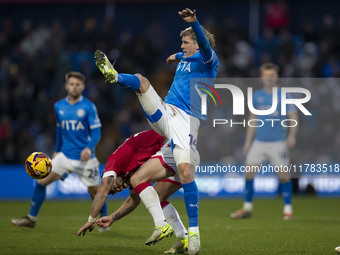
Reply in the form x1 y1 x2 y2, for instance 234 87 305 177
25 152 52 179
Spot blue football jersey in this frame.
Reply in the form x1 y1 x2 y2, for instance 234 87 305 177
164 50 219 120
54 96 101 160
253 88 296 142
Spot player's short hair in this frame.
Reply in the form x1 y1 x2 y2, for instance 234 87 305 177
65 71 85 83
180 26 216 48
259 62 280 74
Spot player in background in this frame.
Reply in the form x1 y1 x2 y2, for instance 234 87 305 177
95 8 218 254
12 71 108 229
77 129 188 254
230 63 298 220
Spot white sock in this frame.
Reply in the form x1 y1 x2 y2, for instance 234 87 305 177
137 85 159 115
188 226 199 234
243 202 253 212
163 203 187 238
284 204 293 214
139 186 166 227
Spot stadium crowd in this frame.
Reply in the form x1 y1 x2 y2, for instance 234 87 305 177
0 5 339 165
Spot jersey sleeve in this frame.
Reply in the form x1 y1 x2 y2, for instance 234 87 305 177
87 128 101 153
54 104 62 152
86 103 101 151
190 20 213 64
175 52 185 60
88 103 102 129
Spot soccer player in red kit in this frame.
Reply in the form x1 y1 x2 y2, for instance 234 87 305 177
77 129 188 254
102 130 176 180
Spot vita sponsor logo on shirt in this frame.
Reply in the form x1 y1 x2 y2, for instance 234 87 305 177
196 82 312 128
177 60 191 72
61 120 85 131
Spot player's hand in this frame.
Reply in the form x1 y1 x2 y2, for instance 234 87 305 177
96 216 113 228
178 8 197 23
243 142 251 155
286 135 296 149
81 147 92 161
77 222 95 236
166 54 178 64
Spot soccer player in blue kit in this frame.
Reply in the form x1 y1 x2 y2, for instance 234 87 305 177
230 63 298 220
12 71 108 229
95 8 218 255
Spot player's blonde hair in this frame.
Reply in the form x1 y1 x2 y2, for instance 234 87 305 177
180 26 216 48
65 71 85 83
259 62 280 74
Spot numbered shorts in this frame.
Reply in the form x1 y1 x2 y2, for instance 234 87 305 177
151 143 181 185
52 152 100 187
246 140 290 166
137 85 200 167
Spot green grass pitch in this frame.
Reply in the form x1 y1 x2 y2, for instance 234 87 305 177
1 197 340 255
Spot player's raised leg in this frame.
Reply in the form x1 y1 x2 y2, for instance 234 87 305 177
11 171 62 228
94 50 166 132
95 50 143 92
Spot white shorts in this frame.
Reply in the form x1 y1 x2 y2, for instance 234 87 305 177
52 152 100 187
151 143 181 184
246 140 290 166
137 85 200 167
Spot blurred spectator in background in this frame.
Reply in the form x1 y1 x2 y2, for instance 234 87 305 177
264 0 289 33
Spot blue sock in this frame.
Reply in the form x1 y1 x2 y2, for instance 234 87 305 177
117 74 140 91
245 179 254 203
99 201 108 217
182 181 199 228
29 182 46 217
281 180 292 205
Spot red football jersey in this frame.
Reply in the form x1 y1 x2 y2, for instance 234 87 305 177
103 130 165 178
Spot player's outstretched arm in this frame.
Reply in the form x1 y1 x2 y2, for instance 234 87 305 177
166 53 178 64
179 8 213 62
77 222 95 236
77 176 113 236
96 190 140 228
178 8 197 23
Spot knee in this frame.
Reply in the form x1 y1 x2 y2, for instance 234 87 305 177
280 178 290 183
130 176 141 188
245 172 254 180
37 179 46 185
157 190 170 202
134 73 150 93
88 186 98 197
179 166 194 183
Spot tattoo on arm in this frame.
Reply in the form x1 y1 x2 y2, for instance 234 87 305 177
112 212 121 221
106 176 114 186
